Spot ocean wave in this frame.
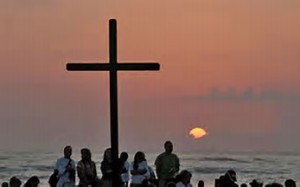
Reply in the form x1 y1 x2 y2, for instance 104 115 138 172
253 157 266 161
0 156 10 160
33 165 53 172
191 166 228 174
192 166 289 176
0 166 8 172
0 167 23 174
240 168 288 175
180 156 249 163
201 157 249 163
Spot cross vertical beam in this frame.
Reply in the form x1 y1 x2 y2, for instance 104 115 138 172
66 19 160 187
109 19 119 185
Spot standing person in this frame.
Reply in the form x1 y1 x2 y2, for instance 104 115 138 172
130 151 150 187
77 148 99 187
101 148 112 187
55 145 76 187
100 148 122 187
155 141 180 187
120 152 130 187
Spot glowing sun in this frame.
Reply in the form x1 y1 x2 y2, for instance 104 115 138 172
189 127 207 139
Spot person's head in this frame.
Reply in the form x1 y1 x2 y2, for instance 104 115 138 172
241 183 247 187
225 169 237 182
250 180 260 187
285 179 296 187
270 183 283 187
133 151 146 169
9 177 21 187
1 182 8 187
198 180 204 187
81 148 92 161
103 148 112 161
120 152 128 162
25 176 40 187
64 145 72 159
164 141 173 154
179 170 192 185
134 151 145 163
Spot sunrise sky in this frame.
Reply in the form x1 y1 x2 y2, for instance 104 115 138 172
1 0 300 152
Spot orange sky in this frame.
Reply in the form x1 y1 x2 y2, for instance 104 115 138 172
0 0 300 152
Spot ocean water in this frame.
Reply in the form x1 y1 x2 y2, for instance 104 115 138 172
0 150 299 187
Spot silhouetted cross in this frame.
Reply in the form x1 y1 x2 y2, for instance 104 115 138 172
66 19 160 187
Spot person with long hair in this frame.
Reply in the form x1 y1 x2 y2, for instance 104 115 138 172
77 148 99 187
100 148 113 187
120 152 130 187
130 151 150 187
100 148 122 187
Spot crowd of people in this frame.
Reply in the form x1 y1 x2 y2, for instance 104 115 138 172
47 141 181 187
1 141 297 187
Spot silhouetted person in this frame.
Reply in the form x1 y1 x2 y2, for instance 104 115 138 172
24 176 40 187
1 182 8 187
241 183 247 187
9 177 21 187
175 170 192 187
77 148 99 187
219 170 238 187
120 152 130 187
101 148 123 187
130 151 150 187
249 180 262 187
155 141 180 187
285 180 296 187
55 145 76 187
198 180 204 187
266 183 283 187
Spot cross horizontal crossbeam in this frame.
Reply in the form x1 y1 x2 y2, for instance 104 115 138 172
67 62 160 71
66 19 159 187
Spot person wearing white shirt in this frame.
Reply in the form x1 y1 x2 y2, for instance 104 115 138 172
130 151 150 187
120 152 130 187
55 145 76 187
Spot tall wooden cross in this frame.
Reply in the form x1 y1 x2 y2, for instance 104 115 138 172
66 19 160 186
